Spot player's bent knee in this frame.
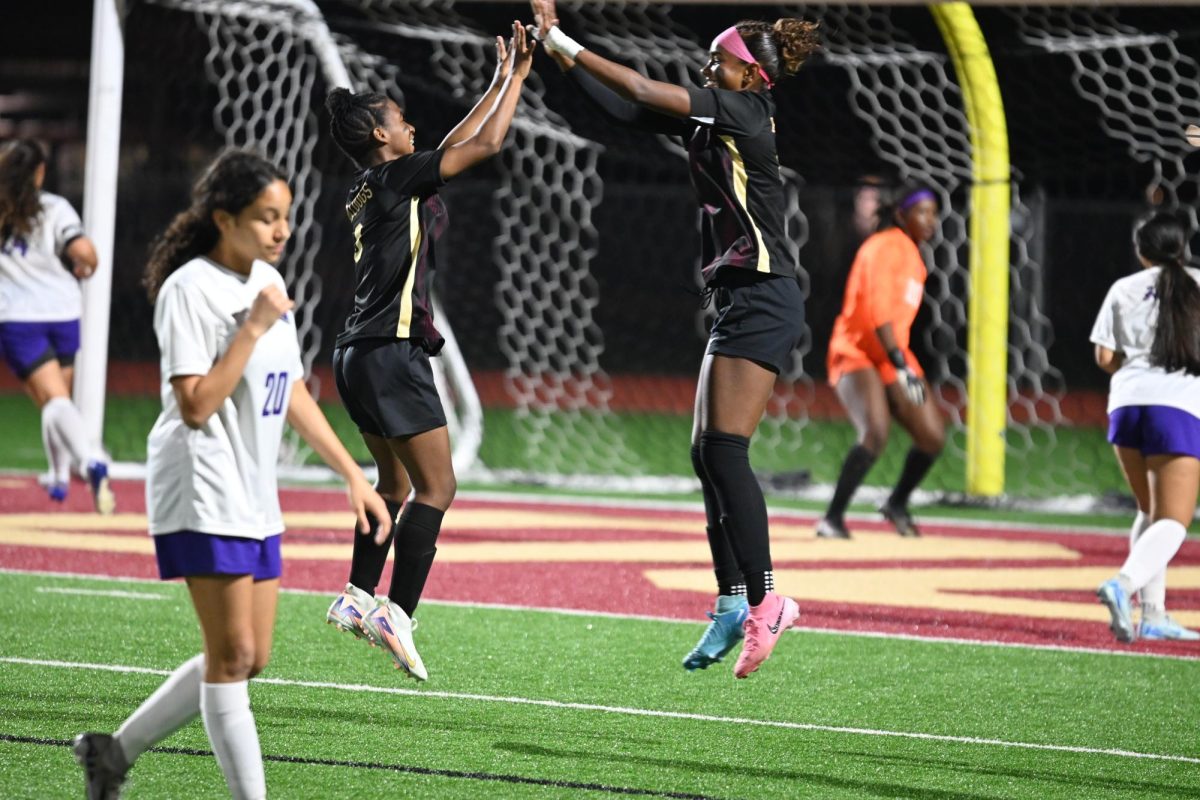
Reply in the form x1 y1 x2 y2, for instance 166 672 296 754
859 428 888 455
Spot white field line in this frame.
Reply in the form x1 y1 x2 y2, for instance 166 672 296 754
35 586 168 601
2 655 1197 766
5 567 1197 663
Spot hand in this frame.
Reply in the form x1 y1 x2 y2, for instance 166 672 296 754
510 19 536 79
349 477 393 545
530 0 558 40
245 284 294 336
897 366 926 406
492 34 511 83
71 261 95 280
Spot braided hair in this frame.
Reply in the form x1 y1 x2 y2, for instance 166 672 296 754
326 87 397 167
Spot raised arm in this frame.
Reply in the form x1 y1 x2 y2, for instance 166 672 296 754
533 0 691 118
438 20 535 180
543 46 689 135
439 35 514 150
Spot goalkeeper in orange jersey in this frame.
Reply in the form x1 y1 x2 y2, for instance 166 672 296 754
817 182 945 539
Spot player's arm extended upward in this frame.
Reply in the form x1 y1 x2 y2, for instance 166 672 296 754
532 0 690 117
439 35 516 150
571 51 691 118
439 21 535 180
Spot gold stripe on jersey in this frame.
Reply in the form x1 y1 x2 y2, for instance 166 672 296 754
396 197 421 338
720 135 771 274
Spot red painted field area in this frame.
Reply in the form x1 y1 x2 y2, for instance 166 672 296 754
1 475 1197 656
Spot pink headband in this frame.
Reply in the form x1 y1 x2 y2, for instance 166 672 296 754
711 26 773 88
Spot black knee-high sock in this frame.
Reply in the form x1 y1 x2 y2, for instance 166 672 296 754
889 448 939 509
348 498 402 595
387 502 443 617
692 443 743 596
826 444 877 523
698 431 772 605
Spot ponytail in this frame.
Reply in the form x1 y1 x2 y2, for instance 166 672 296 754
1140 212 1200 374
737 18 820 86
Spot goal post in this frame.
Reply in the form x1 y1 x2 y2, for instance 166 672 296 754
930 2 1011 497
76 0 124 456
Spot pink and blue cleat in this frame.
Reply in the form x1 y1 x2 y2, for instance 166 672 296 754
362 596 428 681
733 592 801 679
326 583 374 641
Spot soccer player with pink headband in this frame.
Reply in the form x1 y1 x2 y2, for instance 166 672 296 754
531 0 820 679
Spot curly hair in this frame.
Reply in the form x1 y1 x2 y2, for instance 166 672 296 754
0 139 47 240
737 18 821 85
1137 211 1200 375
143 149 287 301
325 87 394 167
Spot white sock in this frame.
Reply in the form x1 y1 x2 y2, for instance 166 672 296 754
1128 511 1167 617
201 681 265 800
40 398 74 484
114 653 203 764
1119 519 1187 594
42 396 100 477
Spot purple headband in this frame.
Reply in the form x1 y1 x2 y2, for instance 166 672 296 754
898 188 936 212
711 26 773 88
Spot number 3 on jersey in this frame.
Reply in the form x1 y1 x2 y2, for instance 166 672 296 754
353 223 364 263
262 371 289 416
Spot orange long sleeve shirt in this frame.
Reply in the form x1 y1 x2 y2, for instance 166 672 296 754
827 227 928 385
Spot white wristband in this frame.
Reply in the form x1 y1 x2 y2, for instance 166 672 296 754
545 25 584 59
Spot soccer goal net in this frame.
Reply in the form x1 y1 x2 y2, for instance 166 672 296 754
98 1 1200 505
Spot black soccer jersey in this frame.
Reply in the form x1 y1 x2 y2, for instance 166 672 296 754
335 149 449 353
684 87 792 286
564 68 795 288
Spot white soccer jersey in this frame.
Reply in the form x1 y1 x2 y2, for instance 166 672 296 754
1089 265 1200 418
146 257 304 538
0 192 85 322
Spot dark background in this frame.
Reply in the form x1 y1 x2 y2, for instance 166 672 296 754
3 1 1199 393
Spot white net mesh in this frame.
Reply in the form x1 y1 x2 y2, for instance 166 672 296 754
104 2 1200 503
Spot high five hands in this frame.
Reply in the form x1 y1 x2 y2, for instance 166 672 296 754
530 0 558 39
494 18 538 82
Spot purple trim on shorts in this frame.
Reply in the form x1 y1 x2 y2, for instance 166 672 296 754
1108 405 1200 460
154 531 282 581
0 320 80 379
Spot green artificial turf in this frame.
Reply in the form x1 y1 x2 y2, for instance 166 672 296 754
1 572 1197 799
0 392 1125 503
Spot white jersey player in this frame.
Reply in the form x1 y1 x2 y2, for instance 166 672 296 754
1091 211 1200 642
0 139 112 509
73 150 391 800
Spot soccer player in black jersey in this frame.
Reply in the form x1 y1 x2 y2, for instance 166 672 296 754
531 0 819 678
323 21 535 681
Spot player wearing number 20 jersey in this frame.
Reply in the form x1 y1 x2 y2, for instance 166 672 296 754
147 256 303 538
